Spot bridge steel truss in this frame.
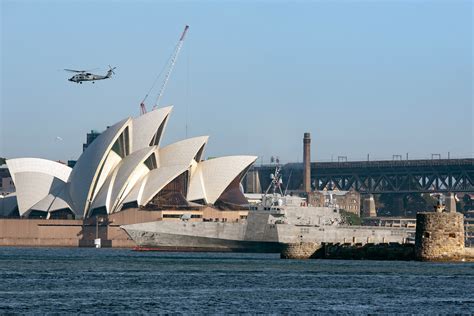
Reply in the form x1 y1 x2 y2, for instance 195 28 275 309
254 159 474 194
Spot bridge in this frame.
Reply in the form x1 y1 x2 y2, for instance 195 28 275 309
248 158 474 194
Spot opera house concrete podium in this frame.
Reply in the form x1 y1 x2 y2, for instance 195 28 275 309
2 106 257 220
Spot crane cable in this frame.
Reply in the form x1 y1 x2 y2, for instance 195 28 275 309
154 25 189 109
140 25 189 114
140 44 176 106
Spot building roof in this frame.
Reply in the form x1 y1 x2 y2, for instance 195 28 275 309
6 158 72 216
134 136 208 207
188 155 258 204
67 118 131 217
91 146 157 214
6 158 71 183
131 106 172 152
5 107 257 218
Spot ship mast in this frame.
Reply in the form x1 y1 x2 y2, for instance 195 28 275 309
264 165 284 197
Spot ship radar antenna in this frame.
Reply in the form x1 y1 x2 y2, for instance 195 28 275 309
264 164 284 197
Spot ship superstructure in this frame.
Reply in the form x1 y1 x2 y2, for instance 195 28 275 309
122 166 412 252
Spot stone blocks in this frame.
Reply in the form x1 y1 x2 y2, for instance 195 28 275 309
415 212 464 261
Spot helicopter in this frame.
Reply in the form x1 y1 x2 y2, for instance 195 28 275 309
65 65 116 84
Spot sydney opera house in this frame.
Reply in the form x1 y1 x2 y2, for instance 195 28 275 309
0 106 256 220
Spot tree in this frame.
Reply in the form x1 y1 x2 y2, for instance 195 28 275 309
340 210 362 226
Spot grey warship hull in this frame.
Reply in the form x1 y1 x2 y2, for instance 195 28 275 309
125 228 283 252
122 167 413 253
122 215 283 252
121 210 413 252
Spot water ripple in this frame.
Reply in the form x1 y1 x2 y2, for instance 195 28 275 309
0 247 473 314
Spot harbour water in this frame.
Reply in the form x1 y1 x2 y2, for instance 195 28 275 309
0 247 473 314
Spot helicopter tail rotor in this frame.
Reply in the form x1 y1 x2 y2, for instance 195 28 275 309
104 65 116 78
108 65 116 76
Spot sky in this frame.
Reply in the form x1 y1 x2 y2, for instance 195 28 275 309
1 0 472 164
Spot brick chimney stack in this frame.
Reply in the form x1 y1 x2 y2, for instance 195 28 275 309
303 132 311 193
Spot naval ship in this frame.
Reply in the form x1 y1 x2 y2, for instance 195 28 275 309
121 167 412 252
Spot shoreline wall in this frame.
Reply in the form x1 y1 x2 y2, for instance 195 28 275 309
0 207 248 248
0 208 164 247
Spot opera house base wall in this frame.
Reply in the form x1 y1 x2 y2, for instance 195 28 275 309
0 218 134 248
0 207 248 248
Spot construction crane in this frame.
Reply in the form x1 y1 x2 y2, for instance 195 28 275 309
140 25 189 115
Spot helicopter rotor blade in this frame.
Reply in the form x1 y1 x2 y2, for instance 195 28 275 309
64 69 86 73
64 67 100 73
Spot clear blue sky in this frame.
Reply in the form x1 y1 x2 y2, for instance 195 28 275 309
1 0 472 163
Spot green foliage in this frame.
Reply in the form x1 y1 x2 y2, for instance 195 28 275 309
0 157 5 165
340 210 362 226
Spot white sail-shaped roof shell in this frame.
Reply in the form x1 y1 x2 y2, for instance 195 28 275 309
98 107 173 211
67 118 131 218
131 106 172 152
187 156 257 204
92 150 122 201
30 185 72 214
30 193 56 212
9 172 67 216
6 158 72 216
159 136 208 168
5 106 258 218
125 136 208 207
7 158 71 183
138 165 189 207
90 146 157 214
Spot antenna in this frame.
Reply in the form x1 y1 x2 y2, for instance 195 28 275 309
264 166 284 197
284 170 293 196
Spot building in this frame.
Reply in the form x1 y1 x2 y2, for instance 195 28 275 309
363 217 416 228
67 130 105 170
0 106 257 219
82 130 102 152
0 165 15 194
308 190 360 216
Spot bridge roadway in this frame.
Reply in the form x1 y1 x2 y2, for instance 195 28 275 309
251 158 474 194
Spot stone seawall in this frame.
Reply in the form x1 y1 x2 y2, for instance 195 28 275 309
280 242 322 259
320 243 414 260
280 242 415 260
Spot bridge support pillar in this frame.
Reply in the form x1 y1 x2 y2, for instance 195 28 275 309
245 169 261 193
394 195 405 216
445 193 456 213
362 194 377 217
